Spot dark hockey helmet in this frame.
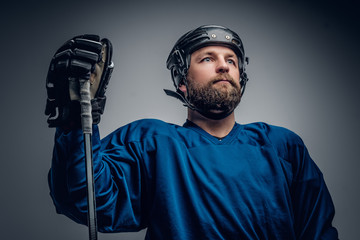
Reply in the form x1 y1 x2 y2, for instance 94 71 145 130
166 24 249 100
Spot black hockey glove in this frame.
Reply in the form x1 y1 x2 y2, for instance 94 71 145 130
45 34 114 128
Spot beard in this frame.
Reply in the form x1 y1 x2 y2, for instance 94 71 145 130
186 73 242 116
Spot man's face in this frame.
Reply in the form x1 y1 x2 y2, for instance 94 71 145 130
180 45 242 115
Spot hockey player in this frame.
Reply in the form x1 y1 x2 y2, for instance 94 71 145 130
45 25 338 239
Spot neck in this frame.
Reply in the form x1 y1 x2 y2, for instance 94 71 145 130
187 109 236 138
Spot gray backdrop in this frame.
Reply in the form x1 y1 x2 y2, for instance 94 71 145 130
1 0 359 239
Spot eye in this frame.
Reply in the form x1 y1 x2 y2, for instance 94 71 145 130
200 57 211 62
227 59 236 65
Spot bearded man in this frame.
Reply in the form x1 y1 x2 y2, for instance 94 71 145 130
45 25 338 239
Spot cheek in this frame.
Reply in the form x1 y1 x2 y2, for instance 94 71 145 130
188 66 212 84
231 68 240 81
235 72 240 82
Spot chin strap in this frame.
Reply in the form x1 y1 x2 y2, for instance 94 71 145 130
163 89 188 106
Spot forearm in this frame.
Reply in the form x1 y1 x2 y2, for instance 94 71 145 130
48 124 146 232
48 125 101 223
291 146 338 239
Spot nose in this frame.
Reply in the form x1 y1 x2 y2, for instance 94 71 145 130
216 58 229 73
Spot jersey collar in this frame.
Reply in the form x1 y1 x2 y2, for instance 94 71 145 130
183 119 242 144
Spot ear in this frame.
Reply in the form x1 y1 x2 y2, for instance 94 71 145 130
178 82 187 95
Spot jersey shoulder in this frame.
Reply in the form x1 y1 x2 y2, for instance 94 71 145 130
241 122 305 160
104 118 180 144
242 122 303 144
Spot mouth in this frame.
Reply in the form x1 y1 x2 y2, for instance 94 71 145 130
213 79 232 85
211 74 237 87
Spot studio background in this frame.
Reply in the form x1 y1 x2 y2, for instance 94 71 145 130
1 0 359 239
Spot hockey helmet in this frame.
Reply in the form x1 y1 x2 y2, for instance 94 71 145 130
166 25 248 90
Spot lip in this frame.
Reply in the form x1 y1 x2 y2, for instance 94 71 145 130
213 79 231 84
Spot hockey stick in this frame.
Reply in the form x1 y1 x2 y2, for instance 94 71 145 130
79 78 98 240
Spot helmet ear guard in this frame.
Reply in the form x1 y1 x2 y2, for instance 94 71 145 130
239 56 249 95
164 25 250 116
168 49 187 89
165 66 191 108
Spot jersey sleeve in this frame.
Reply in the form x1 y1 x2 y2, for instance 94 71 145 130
269 126 339 240
48 125 149 233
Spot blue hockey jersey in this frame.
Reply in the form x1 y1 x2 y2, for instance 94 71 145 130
48 119 338 239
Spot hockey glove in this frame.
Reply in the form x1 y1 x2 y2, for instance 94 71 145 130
45 34 114 128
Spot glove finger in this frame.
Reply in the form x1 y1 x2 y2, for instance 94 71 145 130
70 59 92 78
74 38 102 60
73 48 99 64
52 49 72 73
75 34 100 42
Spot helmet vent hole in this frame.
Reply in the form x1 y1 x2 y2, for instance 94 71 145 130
232 39 240 45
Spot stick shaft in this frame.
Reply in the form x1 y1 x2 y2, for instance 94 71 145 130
84 133 97 240
79 78 98 240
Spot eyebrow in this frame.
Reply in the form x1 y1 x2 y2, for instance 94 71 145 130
193 51 236 61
